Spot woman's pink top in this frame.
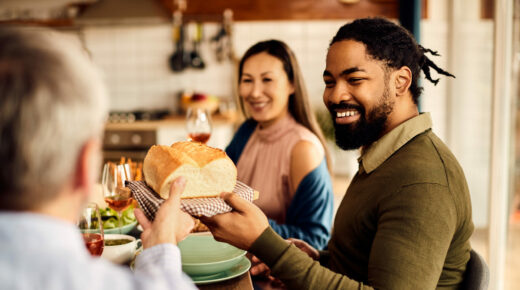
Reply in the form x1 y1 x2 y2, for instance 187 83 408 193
236 114 324 223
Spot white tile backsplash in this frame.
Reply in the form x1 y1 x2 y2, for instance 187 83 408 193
82 20 347 112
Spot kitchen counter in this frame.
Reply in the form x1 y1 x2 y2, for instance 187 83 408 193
103 114 238 160
105 114 239 131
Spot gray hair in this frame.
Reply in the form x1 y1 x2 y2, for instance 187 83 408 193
0 27 108 210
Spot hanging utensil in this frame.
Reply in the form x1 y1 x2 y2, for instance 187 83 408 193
169 10 186 72
210 9 235 63
222 9 236 62
190 22 205 69
210 22 226 63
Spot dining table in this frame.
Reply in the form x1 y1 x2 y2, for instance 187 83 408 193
196 273 286 290
197 272 252 290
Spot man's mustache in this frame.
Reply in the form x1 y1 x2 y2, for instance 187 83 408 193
328 102 363 111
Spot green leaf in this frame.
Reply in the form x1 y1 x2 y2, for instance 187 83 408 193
103 217 118 229
100 205 136 227
121 205 136 225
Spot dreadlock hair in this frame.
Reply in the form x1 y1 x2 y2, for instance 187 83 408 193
330 17 455 104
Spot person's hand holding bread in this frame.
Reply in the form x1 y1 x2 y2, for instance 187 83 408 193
134 177 194 248
200 192 269 250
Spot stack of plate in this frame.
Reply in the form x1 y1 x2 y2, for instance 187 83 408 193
178 233 251 285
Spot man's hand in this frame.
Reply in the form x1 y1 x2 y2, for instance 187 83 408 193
287 238 320 260
134 177 194 248
250 238 319 277
200 192 269 250
249 254 271 277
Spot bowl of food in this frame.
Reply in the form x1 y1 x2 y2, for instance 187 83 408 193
102 234 141 264
100 206 137 234
178 232 246 277
180 92 219 114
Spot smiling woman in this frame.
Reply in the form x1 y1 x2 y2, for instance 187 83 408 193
239 51 294 128
225 40 334 250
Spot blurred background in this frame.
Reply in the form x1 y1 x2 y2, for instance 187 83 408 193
0 0 518 288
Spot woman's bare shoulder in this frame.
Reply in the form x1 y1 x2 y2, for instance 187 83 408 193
290 140 324 190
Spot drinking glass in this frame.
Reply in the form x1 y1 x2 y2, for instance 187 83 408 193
78 203 104 256
218 97 238 121
186 107 212 144
101 162 134 234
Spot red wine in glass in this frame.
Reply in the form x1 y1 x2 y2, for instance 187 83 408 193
78 203 104 256
105 196 133 212
82 233 104 256
186 108 212 144
102 164 134 233
188 132 211 144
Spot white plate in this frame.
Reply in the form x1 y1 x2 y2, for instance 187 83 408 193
189 256 251 285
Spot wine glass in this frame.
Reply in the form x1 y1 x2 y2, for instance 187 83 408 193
101 162 134 234
186 107 212 144
78 203 104 256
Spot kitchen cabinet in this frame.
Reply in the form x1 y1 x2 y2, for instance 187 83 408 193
163 0 402 21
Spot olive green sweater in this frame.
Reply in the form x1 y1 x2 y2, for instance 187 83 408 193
249 113 474 290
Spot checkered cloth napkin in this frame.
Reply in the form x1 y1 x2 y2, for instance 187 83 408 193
126 180 255 220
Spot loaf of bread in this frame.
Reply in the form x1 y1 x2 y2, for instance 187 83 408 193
143 141 237 199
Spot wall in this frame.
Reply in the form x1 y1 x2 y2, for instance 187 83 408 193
421 0 493 228
81 20 345 112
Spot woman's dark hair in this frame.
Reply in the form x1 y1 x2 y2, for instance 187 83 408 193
237 40 332 172
331 17 454 104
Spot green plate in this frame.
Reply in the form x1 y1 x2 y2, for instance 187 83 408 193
178 234 246 276
104 220 137 235
190 256 251 285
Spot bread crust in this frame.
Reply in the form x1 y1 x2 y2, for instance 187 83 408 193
143 142 237 199
170 141 228 166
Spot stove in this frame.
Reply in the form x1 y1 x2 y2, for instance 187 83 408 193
108 109 170 123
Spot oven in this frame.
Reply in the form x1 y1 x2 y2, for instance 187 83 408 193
103 110 172 164
102 129 156 163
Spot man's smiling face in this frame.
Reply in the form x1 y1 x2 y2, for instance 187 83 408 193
323 40 395 150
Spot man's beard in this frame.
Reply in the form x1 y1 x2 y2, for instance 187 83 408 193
331 88 394 151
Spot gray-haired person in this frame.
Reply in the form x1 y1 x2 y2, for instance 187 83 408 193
0 27 196 289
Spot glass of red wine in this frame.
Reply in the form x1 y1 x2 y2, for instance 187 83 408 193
101 162 134 234
78 203 104 256
186 107 212 144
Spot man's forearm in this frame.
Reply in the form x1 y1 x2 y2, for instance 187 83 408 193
249 227 371 290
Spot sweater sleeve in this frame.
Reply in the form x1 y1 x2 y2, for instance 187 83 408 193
250 227 373 290
268 159 334 250
250 183 460 290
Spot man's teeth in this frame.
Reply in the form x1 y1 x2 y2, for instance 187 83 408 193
336 110 358 118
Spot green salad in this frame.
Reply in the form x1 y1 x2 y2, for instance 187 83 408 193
100 205 136 229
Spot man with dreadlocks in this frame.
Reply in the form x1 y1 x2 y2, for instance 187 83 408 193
201 18 474 289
